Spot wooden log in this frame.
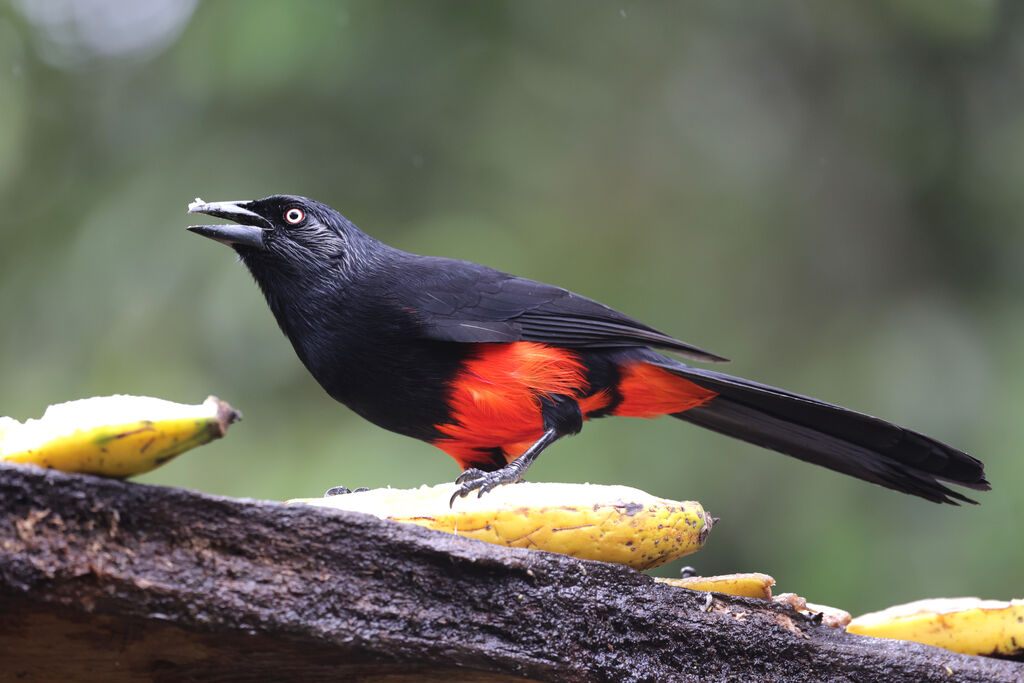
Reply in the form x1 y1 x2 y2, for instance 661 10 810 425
0 463 1020 682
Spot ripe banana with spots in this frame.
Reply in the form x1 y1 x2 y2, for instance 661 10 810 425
847 597 1024 657
290 482 713 570
0 395 241 477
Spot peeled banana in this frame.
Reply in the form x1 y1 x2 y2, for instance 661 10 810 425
657 572 776 599
290 482 713 570
847 597 1024 657
0 395 241 477
656 574 852 628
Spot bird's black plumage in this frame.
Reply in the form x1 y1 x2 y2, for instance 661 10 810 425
187 194 990 504
377 253 729 361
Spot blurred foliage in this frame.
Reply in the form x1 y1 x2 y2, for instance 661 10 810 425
1 0 1021 613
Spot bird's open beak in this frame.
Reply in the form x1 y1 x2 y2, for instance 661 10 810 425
187 198 269 249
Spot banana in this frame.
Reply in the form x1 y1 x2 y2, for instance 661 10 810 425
657 575 852 628
847 597 1024 657
290 482 713 570
657 572 776 599
0 416 18 441
0 395 241 477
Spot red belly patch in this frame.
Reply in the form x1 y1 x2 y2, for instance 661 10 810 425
433 342 608 469
432 344 715 470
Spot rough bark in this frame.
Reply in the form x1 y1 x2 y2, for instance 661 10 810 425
0 463 1020 682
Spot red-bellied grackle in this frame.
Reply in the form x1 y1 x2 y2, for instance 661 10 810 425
187 195 989 505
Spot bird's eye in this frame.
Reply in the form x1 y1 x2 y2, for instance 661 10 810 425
284 208 305 225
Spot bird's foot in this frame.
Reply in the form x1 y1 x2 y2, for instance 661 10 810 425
324 485 370 497
450 467 524 506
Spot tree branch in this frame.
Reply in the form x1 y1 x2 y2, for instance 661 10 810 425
0 463 1019 682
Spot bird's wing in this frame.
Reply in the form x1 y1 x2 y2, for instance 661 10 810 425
385 255 727 362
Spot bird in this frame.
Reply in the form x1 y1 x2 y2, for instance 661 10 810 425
187 194 989 505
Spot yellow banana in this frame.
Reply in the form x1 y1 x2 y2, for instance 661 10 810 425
847 597 1024 657
290 482 712 570
0 395 241 477
657 572 776 599
658 575 852 628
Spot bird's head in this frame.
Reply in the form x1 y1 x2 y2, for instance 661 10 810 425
187 194 374 279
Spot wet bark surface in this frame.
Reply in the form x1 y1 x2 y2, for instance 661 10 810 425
1 463 1020 682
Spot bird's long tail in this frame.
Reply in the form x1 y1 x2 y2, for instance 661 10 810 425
643 359 989 504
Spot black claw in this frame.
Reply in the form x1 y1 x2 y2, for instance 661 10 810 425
325 485 370 497
449 484 478 507
325 486 352 496
455 468 485 485
476 479 499 498
448 466 527 507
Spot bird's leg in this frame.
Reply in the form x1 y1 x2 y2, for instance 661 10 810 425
450 394 582 505
453 428 559 495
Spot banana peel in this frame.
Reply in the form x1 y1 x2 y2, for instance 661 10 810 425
290 482 713 570
773 592 852 629
847 597 1024 658
0 395 241 477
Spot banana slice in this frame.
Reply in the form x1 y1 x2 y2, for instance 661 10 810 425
657 575 852 628
290 482 712 570
847 597 1024 657
657 573 776 599
0 416 19 441
0 395 241 477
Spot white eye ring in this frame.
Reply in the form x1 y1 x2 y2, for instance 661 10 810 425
284 208 305 224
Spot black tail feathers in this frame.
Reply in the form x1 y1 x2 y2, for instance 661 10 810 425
660 362 989 505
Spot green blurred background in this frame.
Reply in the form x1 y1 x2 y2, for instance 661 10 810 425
1 0 1020 613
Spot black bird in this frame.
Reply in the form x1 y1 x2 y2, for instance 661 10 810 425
187 195 989 504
